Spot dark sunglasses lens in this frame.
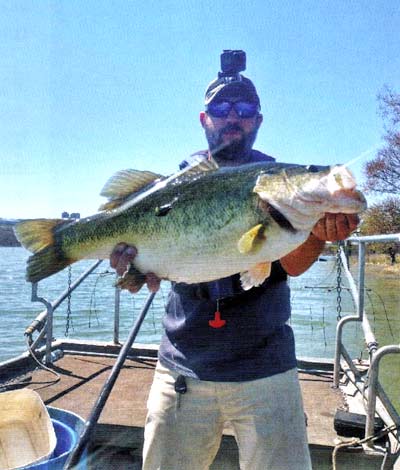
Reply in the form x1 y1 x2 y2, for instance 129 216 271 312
207 101 259 118
235 101 259 118
207 101 232 117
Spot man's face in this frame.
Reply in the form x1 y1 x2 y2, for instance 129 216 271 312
200 99 263 163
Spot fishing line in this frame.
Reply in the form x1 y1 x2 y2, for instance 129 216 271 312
322 306 328 348
366 288 395 340
309 306 313 336
88 270 113 328
341 144 380 170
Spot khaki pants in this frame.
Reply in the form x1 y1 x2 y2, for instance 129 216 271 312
142 363 312 470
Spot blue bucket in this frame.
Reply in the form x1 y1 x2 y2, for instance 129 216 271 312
21 407 87 469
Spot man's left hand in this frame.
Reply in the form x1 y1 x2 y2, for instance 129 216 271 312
312 213 359 242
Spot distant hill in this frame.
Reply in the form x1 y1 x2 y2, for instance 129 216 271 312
0 219 21 247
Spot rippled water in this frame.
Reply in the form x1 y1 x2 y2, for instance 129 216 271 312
0 247 398 411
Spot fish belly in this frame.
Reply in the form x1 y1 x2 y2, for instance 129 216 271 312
73 200 311 284
130 226 310 284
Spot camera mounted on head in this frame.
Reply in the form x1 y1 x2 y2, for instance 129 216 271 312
204 49 260 107
218 50 246 82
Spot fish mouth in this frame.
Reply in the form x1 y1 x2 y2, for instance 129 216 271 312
294 188 367 212
291 192 325 206
329 188 367 213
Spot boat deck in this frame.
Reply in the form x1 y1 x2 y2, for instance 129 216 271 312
19 352 344 460
21 353 345 447
3 344 394 469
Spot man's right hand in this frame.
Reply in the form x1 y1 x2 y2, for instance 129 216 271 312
110 243 161 293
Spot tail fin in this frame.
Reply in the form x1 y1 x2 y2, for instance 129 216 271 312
14 219 73 282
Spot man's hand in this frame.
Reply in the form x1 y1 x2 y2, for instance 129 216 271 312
110 243 161 293
280 213 359 276
312 213 359 242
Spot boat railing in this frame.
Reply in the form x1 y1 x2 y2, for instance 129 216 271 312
333 233 400 443
26 260 106 364
26 257 153 366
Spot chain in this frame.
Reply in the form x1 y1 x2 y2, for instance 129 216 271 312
336 242 343 321
65 266 73 336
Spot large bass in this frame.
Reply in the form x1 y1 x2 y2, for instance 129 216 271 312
15 158 366 290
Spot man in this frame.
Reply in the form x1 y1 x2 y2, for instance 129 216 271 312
111 53 359 469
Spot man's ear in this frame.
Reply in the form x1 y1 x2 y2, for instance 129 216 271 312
199 111 206 128
256 113 263 129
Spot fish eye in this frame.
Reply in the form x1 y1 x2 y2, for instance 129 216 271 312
306 165 320 173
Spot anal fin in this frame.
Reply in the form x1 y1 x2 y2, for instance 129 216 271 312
240 262 272 291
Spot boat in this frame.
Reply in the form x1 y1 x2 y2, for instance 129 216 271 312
0 234 399 469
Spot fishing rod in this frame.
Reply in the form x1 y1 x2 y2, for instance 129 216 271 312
64 291 156 469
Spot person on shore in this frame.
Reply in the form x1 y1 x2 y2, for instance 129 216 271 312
110 51 359 470
388 246 396 265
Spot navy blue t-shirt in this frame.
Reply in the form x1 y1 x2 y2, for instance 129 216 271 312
158 150 297 381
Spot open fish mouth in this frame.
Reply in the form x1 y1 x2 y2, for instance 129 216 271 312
293 165 366 210
329 188 367 213
293 187 367 210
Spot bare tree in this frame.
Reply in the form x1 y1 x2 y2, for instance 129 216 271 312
364 87 400 195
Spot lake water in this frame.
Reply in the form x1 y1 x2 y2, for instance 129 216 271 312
0 247 398 411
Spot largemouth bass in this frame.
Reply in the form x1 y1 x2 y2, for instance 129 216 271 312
15 159 366 290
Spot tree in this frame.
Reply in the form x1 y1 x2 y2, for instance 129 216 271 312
363 87 400 195
360 197 400 253
360 197 400 236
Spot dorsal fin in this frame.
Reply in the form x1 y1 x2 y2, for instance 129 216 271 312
100 169 163 199
183 152 219 176
99 155 219 211
99 169 163 210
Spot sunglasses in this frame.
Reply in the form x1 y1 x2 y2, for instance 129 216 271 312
206 101 260 119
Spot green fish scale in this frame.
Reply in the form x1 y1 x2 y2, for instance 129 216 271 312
58 164 270 261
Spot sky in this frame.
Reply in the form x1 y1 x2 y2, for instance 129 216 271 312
1 0 400 219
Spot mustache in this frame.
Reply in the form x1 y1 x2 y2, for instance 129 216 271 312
221 124 244 134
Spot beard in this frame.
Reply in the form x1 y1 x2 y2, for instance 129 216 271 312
205 123 259 163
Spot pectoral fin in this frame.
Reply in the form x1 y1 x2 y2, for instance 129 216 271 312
240 262 272 291
237 224 266 254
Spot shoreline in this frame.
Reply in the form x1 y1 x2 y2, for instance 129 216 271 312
0 222 20 247
352 253 400 276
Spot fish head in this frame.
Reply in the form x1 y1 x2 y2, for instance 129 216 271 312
254 164 367 230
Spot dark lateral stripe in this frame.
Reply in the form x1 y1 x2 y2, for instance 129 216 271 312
266 202 297 233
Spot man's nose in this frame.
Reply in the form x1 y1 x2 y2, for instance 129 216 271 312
226 106 240 121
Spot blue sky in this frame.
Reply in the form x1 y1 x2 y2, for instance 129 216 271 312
1 0 399 219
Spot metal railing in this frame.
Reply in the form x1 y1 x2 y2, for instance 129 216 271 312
333 233 400 443
25 260 118 363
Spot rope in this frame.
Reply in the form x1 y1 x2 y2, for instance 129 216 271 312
0 338 62 392
332 424 398 470
332 438 359 470
25 336 61 389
